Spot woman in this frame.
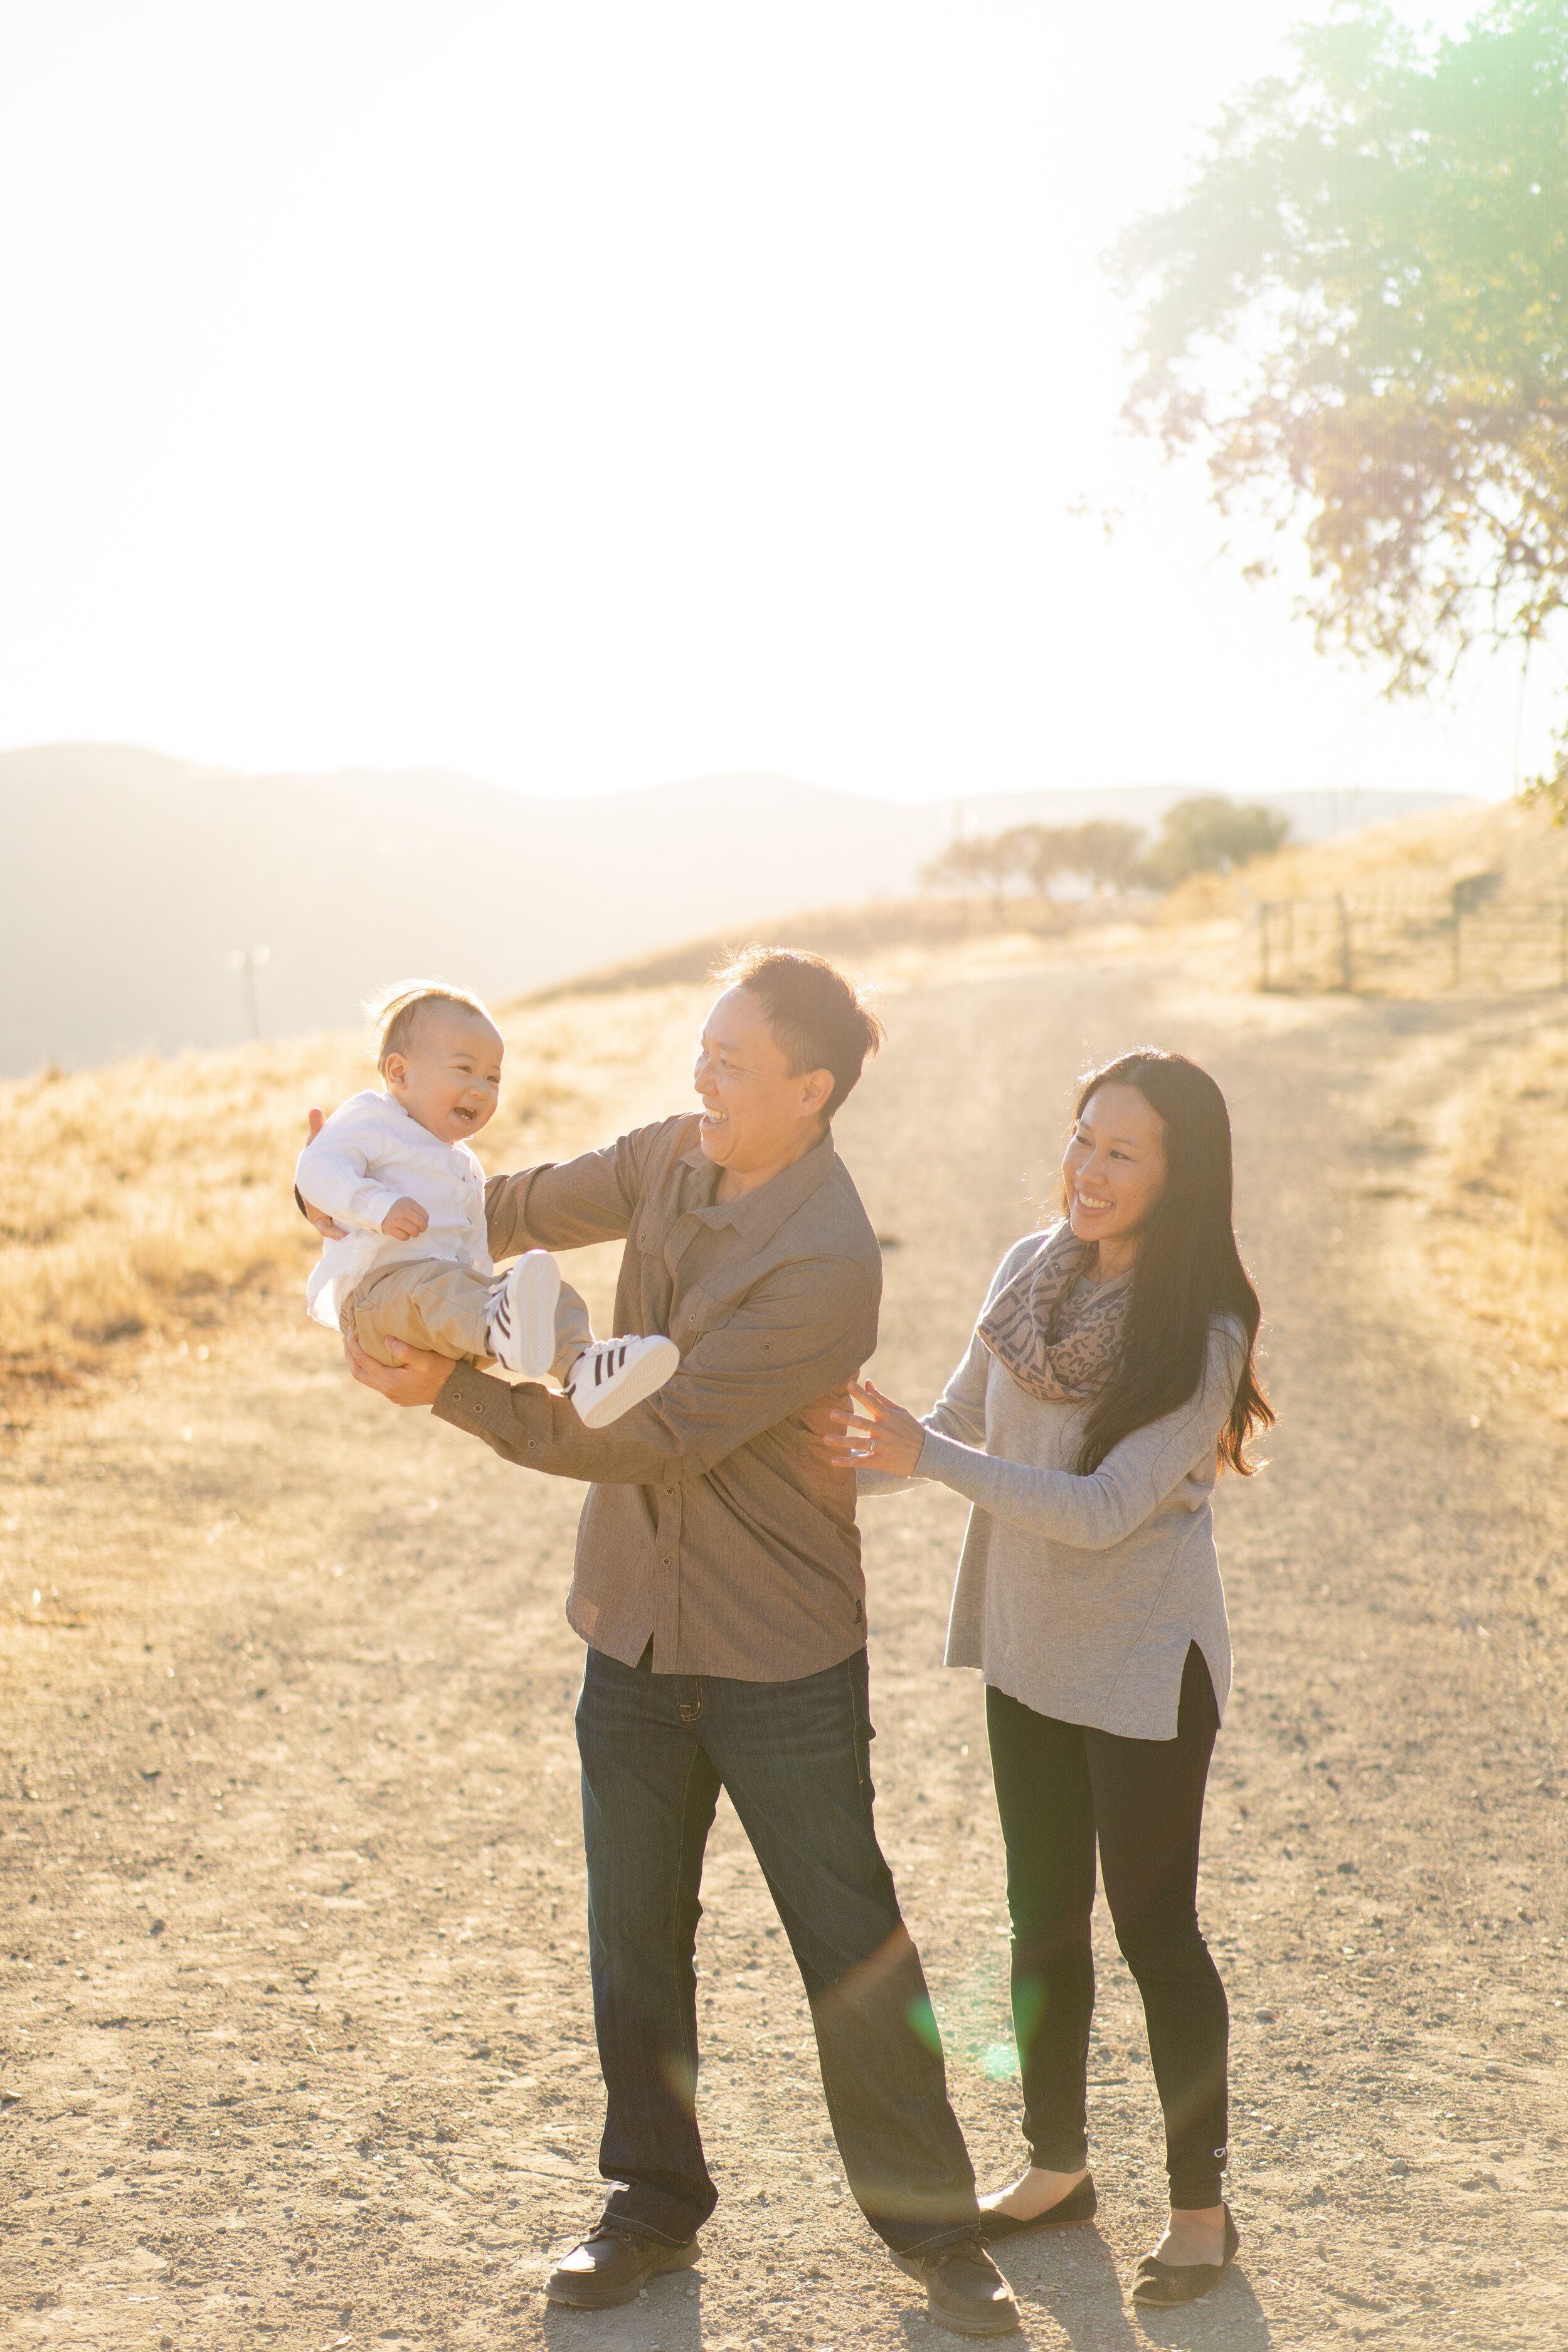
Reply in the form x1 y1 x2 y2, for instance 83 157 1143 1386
827 1049 1272 2307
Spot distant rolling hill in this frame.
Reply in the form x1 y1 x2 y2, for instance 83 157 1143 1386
0 743 1473 1074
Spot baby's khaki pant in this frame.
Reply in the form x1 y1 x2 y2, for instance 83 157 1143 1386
340 1258 593 1377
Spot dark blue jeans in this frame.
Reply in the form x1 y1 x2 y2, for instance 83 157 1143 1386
575 1644 980 2253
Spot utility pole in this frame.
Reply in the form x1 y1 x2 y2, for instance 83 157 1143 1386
226 946 270 1041
1334 894 1353 992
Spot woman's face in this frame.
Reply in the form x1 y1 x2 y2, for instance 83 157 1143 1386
1062 1083 1167 1259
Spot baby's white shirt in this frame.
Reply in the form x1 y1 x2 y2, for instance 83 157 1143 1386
295 1088 492 1330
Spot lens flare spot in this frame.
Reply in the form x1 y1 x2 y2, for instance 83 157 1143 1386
904 1994 943 2055
657 2053 697 2112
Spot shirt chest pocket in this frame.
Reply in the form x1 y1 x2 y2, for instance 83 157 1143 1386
672 1283 783 1372
671 1283 720 1352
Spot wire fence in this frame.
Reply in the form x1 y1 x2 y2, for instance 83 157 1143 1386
1256 881 1568 996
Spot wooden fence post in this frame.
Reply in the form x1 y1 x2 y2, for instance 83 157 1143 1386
1335 894 1352 992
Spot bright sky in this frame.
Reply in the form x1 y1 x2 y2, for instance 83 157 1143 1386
1 0 1550 803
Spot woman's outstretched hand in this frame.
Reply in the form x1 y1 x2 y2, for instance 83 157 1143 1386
822 1380 927 1478
342 1328 453 1408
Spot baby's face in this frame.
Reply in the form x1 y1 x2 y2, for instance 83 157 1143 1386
385 1011 503 1145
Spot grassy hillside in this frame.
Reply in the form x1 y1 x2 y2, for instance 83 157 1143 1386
1227 795 1568 1396
1426 1019 1568 1389
4 794 1565 1408
0 908 1127 1402
0 741 1475 1077
0 987 710 1399
1237 791 1568 901
521 889 1094 999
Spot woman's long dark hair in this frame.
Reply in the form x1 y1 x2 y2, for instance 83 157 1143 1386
1066 1049 1273 1477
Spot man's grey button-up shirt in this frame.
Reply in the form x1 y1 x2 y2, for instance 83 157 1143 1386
433 1114 881 1681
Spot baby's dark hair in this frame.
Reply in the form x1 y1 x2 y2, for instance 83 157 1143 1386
365 980 499 1074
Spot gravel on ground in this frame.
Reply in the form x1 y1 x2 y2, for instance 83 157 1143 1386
3 953 1565 2349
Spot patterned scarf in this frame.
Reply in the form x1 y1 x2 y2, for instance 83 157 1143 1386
975 1220 1131 1404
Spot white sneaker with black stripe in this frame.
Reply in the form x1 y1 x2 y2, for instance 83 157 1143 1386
486 1250 561 1378
564 1334 680 1429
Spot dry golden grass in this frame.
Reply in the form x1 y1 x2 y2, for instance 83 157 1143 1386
1152 797 1568 995
1241 793 1568 904
1210 801 1568 1375
8 820 1564 1406
1101 797 1568 1377
0 986 714 1398
1421 1015 1568 1385
1152 795 1568 930
1 916 1168 1404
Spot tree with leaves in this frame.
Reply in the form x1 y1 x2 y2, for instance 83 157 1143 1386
925 820 1148 900
1113 0 1568 804
1069 820 1145 891
997 825 1074 895
1002 820 1148 893
919 832 1027 916
1140 797 1290 887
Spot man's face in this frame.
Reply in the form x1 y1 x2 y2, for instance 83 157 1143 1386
692 985 829 1179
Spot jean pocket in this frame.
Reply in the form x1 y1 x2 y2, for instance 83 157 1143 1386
853 1719 878 1805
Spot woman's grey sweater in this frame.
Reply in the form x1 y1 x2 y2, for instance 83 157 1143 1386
863 1232 1246 1739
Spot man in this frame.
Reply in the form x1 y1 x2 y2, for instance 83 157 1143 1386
330 948 1017 2338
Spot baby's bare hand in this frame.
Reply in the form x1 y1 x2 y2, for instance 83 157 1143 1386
381 1195 430 1240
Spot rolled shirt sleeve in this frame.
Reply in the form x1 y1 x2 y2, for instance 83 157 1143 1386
435 1255 876 1485
483 1130 651 1258
428 1114 884 1678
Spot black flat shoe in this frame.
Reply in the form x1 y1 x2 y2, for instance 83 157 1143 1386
1130 2205 1239 2306
544 2223 699 2308
977 2171 1097 2241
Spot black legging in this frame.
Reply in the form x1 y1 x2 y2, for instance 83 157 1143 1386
984 1642 1228 2209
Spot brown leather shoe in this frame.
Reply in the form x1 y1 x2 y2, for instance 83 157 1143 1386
544 2223 699 2309
891 2236 1021 2336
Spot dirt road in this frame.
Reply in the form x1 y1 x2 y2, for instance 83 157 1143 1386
3 953 1566 2351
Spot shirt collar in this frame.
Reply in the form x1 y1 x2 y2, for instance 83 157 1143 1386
381 1090 462 1156
678 1126 839 1248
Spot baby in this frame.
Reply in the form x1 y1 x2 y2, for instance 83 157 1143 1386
295 981 677 1428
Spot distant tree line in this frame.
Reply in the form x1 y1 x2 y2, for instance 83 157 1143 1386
921 795 1290 910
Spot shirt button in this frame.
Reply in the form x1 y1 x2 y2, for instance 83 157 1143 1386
660 1555 671 1567
664 1485 675 1497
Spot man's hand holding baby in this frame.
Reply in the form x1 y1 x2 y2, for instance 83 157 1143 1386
380 1196 430 1240
298 1108 348 1239
342 1328 452 1407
